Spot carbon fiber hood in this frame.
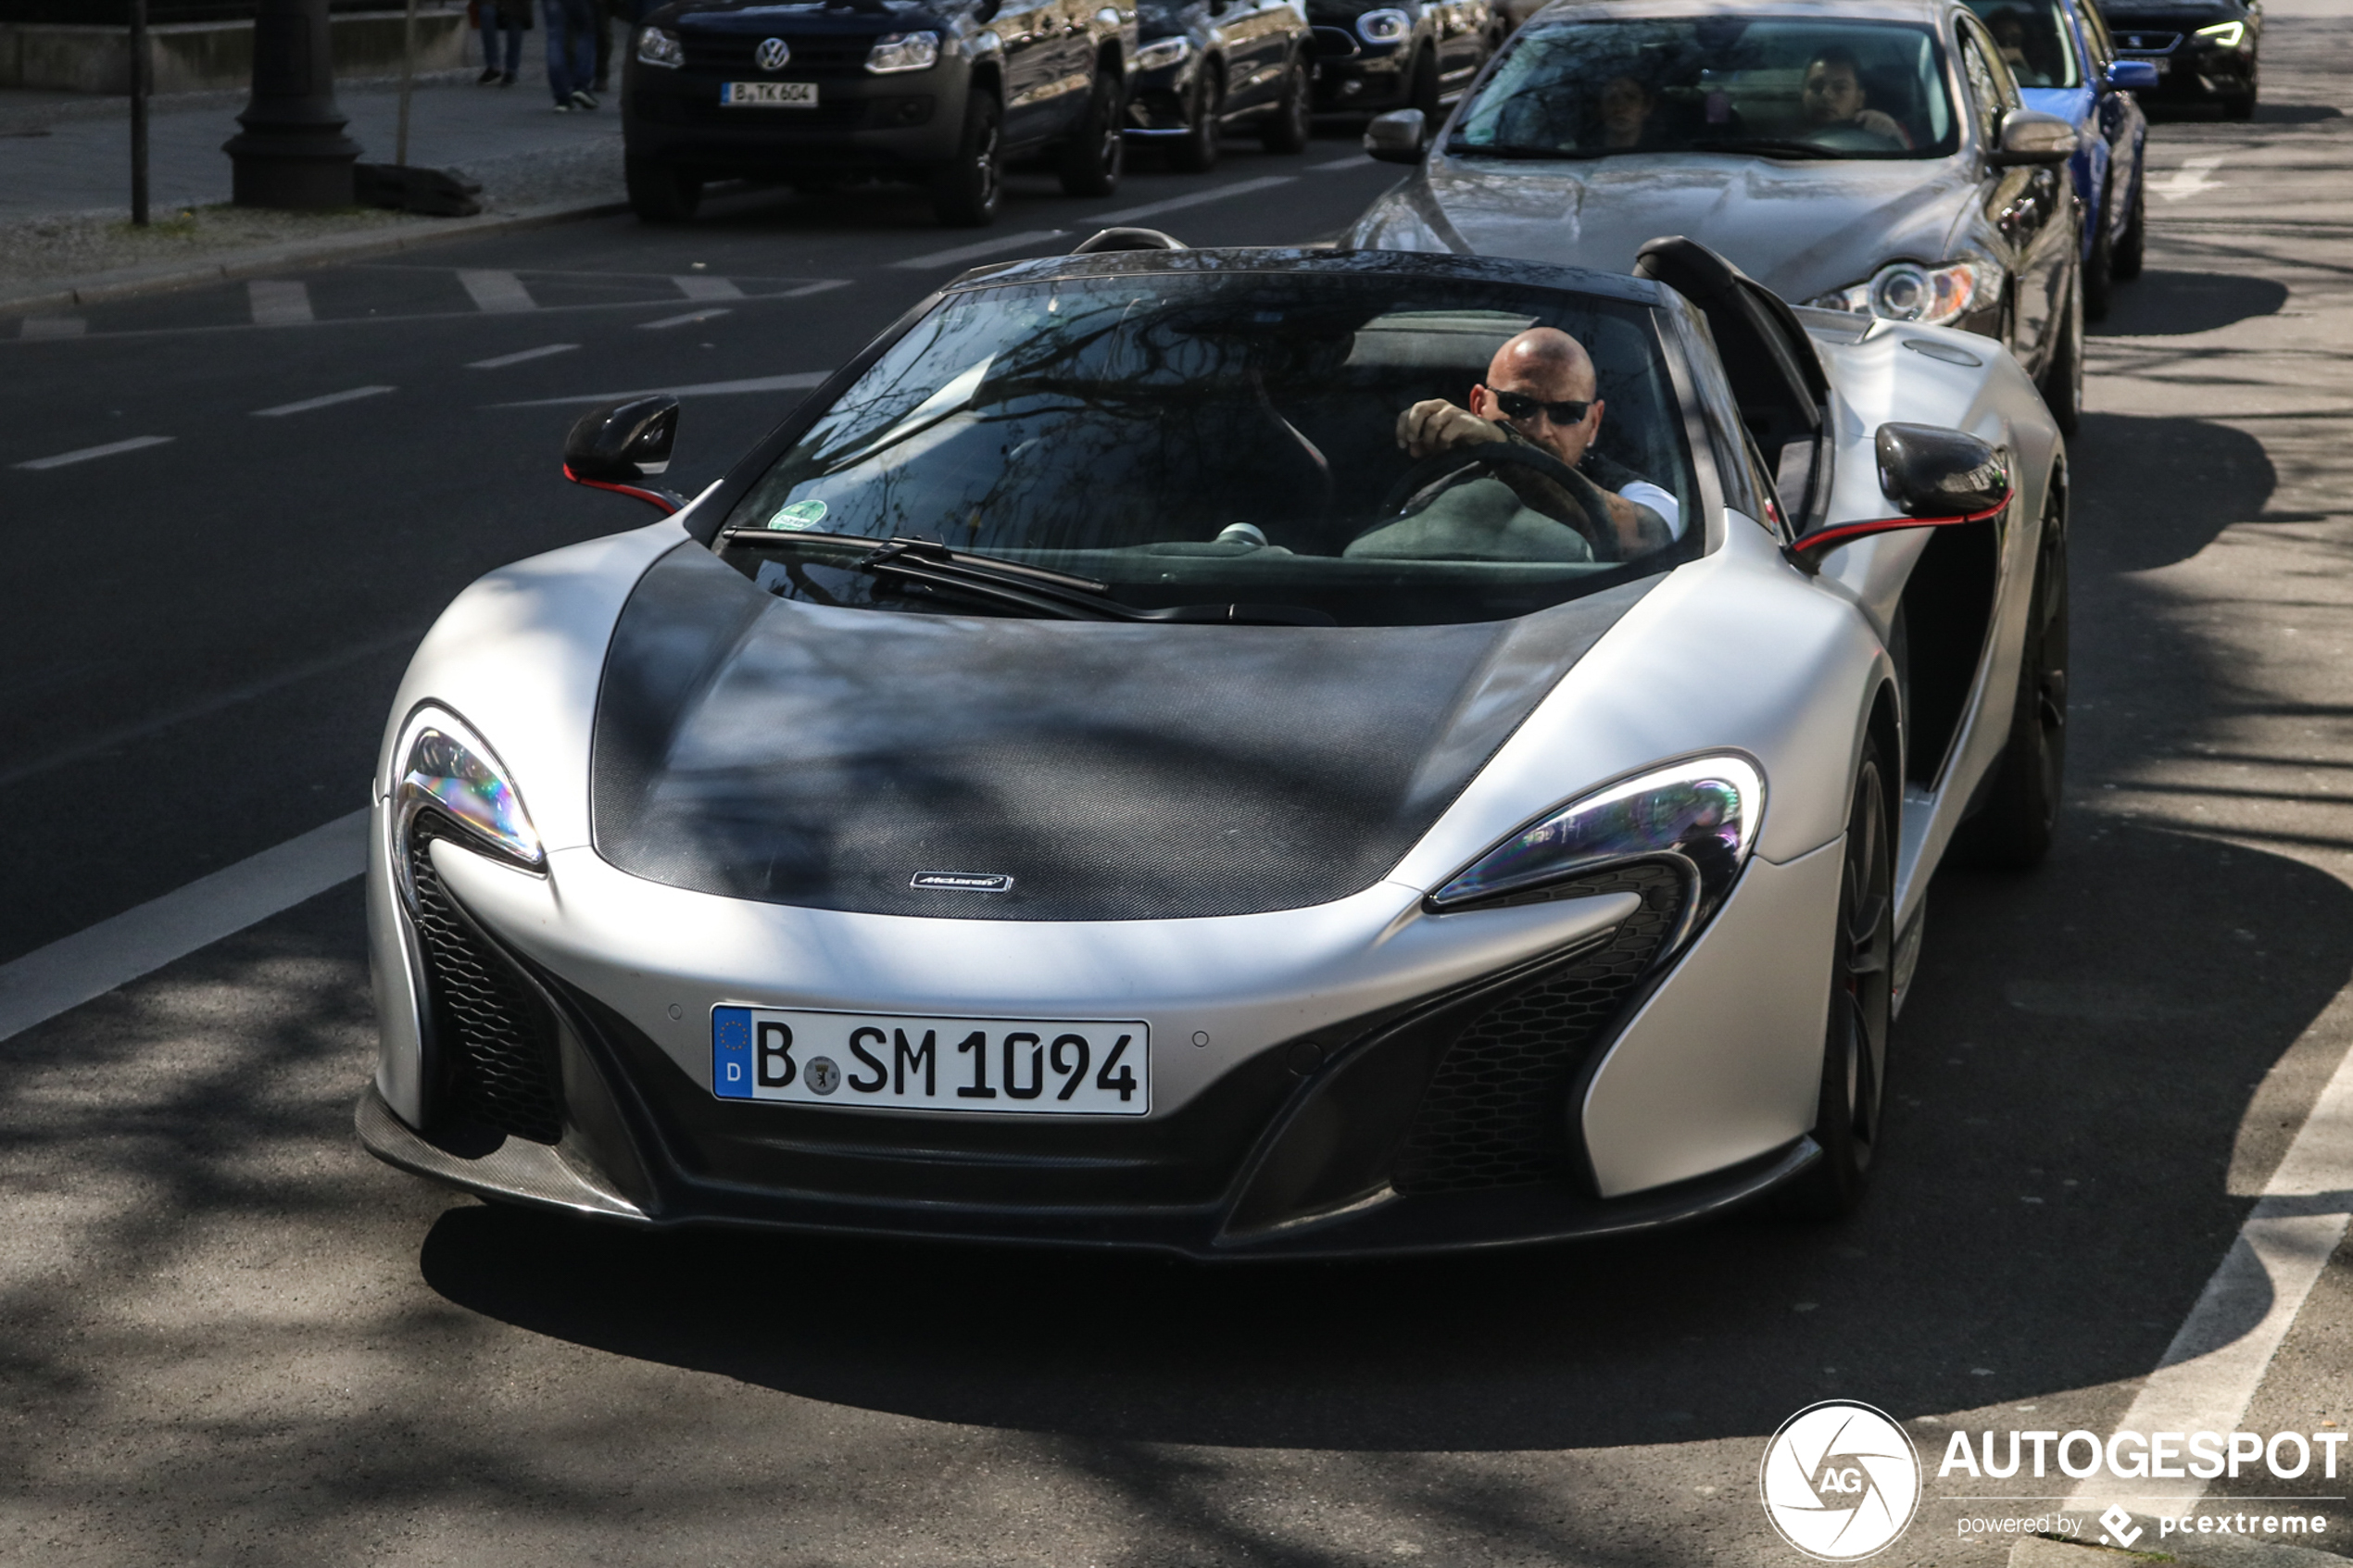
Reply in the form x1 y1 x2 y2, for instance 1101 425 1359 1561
590 544 1659 921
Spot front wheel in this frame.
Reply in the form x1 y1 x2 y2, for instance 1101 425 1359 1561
1170 71 1222 172
1960 481 2070 869
932 90 1003 227
2037 278 2082 437
1058 68 1125 198
1407 47 1440 136
625 157 700 222
2082 179 2115 322
2112 165 2146 281
1260 56 1312 154
2222 60 2258 119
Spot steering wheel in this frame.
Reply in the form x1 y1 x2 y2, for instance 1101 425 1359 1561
1364 440 1619 559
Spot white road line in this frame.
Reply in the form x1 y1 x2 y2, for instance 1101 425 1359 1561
248 279 314 326
14 434 173 470
19 315 86 339
2067 1037 2353 1513
892 229 1071 270
673 274 745 300
458 268 538 312
780 279 854 297
252 384 396 417
494 370 831 408
469 343 580 370
0 809 368 1047
2156 155 2225 203
1312 153 1373 170
1084 173 1298 227
637 307 733 331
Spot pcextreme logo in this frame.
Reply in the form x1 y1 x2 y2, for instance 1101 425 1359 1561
1760 1400 1924 1561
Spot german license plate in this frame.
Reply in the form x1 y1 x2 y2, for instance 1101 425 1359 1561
721 81 818 107
712 1006 1149 1114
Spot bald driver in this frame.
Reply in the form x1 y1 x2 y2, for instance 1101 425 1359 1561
1394 327 1680 558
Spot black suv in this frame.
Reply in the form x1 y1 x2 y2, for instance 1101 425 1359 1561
2095 0 2260 117
625 0 1141 225
1308 0 1501 121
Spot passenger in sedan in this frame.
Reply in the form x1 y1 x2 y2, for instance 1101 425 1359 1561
1801 45 1914 147
1392 326 1679 558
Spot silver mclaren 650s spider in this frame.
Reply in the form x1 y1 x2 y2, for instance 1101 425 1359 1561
359 234 2068 1256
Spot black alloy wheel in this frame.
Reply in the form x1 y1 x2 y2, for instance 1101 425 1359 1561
2082 175 2116 321
1059 67 1126 197
1261 56 1312 153
1172 70 1222 172
933 90 1003 226
1787 737 1895 1218
625 157 701 222
2037 278 2082 437
1961 479 2070 869
2113 166 2146 280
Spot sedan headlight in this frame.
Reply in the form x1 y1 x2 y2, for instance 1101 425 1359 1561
2195 19 2247 46
1429 756 1764 939
1807 259 1995 328
1356 7 1411 44
1136 34 1193 70
395 709 544 872
866 31 940 72
635 25 684 67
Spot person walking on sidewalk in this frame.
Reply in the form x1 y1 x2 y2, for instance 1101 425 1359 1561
544 0 599 110
475 0 529 84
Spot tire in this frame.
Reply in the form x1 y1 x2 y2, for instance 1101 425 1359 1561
1407 46 1441 139
932 89 1003 227
1784 736 1895 1219
2082 178 2115 322
2222 59 2258 119
625 157 700 222
1171 70 1222 172
1960 480 2070 870
1058 66 1125 198
2112 165 2145 281
2037 278 2082 438
1260 56 1312 154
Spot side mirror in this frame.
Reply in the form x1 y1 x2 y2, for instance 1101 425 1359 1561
1787 422 2010 567
1987 107 2077 167
1365 107 1427 162
563 395 686 513
2105 58 2160 92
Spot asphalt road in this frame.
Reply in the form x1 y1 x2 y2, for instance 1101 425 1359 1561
6 44 2353 1566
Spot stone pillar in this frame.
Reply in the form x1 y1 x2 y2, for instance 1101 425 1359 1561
222 0 361 208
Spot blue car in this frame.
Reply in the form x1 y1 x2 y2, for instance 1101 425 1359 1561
1965 0 2158 318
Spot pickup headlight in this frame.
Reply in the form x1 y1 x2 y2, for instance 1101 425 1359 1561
1356 7 1411 44
2195 19 2246 46
866 31 940 72
1808 258 1995 328
1136 34 1192 70
635 25 684 67
1429 756 1764 939
395 709 544 872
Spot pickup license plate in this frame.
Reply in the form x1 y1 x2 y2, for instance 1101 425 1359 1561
712 1006 1150 1114
721 81 818 107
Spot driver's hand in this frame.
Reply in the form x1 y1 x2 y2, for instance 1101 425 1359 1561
1396 399 1505 459
1856 108 1911 145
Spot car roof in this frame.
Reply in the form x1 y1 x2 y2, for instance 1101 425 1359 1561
946 245 1669 307
1519 0 1957 28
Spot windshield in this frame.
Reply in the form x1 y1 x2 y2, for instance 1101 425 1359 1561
1962 0 2082 88
1450 17 1957 160
720 271 1701 628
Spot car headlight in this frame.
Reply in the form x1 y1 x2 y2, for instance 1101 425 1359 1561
1807 259 1995 328
635 25 684 67
1136 34 1192 70
1356 8 1410 44
1429 756 1764 938
866 31 940 72
2195 19 2246 46
394 709 544 872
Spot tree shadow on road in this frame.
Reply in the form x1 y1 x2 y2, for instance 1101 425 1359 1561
2070 413 2274 571
2095 270 2289 338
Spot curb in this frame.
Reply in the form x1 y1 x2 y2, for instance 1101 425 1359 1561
0 194 629 320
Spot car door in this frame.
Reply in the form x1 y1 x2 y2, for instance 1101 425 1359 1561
1226 0 1299 115
2078 0 2146 239
1958 17 2070 370
1000 0 1074 144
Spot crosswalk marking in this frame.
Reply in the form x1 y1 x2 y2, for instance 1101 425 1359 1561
19 315 87 339
458 269 537 312
248 279 314 326
673 274 745 300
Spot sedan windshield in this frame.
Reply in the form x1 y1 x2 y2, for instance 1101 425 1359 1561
720 270 1700 627
1450 16 1957 161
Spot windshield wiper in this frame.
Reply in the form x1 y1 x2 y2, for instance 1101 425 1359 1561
1684 137 1842 160
718 530 1336 626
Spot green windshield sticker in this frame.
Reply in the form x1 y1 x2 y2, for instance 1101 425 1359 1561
769 498 828 531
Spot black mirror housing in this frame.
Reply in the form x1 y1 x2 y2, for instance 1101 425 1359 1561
1874 421 2008 518
565 395 680 483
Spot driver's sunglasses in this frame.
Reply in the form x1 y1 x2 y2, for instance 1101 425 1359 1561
1482 386 1595 425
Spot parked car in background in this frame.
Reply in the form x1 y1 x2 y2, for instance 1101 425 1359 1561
623 0 1139 227
1309 0 1503 132
1350 0 2088 431
2095 0 2260 118
1126 0 1314 169
1966 0 2154 318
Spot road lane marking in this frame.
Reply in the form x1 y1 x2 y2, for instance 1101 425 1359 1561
470 343 580 370
1312 153 1373 170
252 385 396 417
248 279 314 326
1084 173 1298 226
14 434 173 470
0 809 368 1047
637 308 733 330
458 268 537 312
892 229 1071 270
2156 156 2225 202
673 274 745 300
780 279 854 297
19 315 86 339
494 370 831 408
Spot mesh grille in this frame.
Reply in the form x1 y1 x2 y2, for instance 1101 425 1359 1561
1391 864 1686 1195
407 816 564 1146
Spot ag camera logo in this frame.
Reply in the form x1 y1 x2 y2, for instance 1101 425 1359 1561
1760 1400 1923 1560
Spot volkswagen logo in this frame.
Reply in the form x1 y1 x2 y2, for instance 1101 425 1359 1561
755 36 791 69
